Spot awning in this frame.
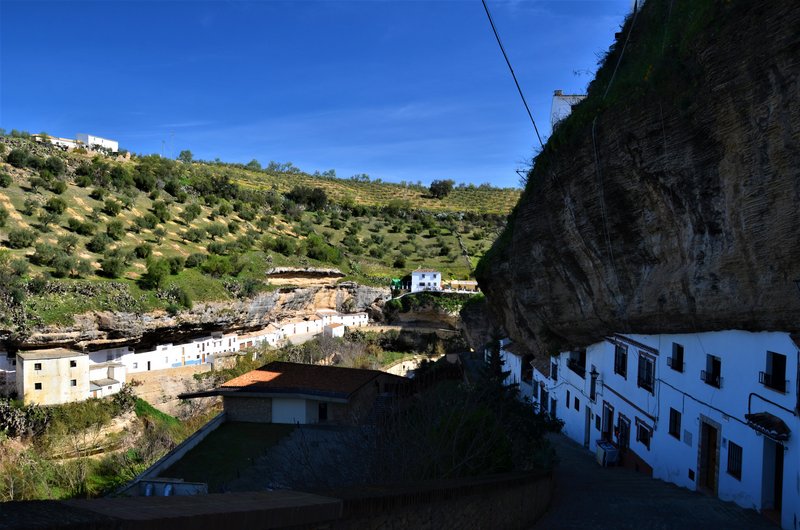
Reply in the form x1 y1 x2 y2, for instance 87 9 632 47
745 412 790 441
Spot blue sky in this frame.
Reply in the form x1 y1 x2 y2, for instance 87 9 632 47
1 1 630 188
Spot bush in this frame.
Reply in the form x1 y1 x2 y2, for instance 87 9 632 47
90 187 106 200
141 258 170 289
135 213 159 230
6 148 28 168
103 199 122 216
56 234 79 253
7 228 37 249
106 220 125 240
0 206 7 227
185 253 206 268
167 256 184 275
86 232 111 253
207 241 228 255
133 243 153 259
184 227 205 243
68 218 95 236
44 197 67 215
201 254 231 277
100 255 126 278
206 222 228 240
49 180 67 194
393 254 406 269
152 200 171 223
44 156 66 176
429 179 455 199
0 173 12 187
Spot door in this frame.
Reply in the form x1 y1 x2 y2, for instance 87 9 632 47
762 439 784 517
699 422 719 494
319 402 328 422
147 361 151 371
601 402 614 441
584 406 592 448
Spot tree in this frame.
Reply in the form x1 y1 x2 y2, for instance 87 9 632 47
246 159 261 171
100 255 126 278
57 234 79 253
7 228 37 249
44 156 66 176
429 179 455 199
103 199 122 217
151 200 171 223
37 211 60 232
177 150 193 163
6 149 28 168
206 222 228 240
133 243 153 259
141 258 170 289
153 227 166 244
180 203 202 224
106 220 125 241
44 197 67 215
86 233 111 253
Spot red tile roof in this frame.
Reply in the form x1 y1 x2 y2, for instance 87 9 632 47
222 361 395 398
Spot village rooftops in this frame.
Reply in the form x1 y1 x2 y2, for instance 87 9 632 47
17 348 82 360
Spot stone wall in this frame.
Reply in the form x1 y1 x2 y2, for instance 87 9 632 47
223 396 272 423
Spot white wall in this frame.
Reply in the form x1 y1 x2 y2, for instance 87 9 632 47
539 330 799 529
411 271 441 293
76 133 118 152
272 398 308 424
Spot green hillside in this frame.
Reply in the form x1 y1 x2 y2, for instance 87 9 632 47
0 134 510 328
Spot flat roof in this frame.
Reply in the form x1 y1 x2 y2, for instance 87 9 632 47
326 323 344 328
18 348 83 360
220 361 400 399
412 269 440 273
90 378 119 388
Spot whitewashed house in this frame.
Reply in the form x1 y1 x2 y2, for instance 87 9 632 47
16 349 91 405
533 330 798 529
89 362 126 399
0 353 17 397
323 323 345 338
410 269 441 293
76 133 118 152
550 89 586 130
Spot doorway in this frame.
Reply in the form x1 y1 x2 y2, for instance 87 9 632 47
147 361 151 371
761 438 784 520
584 406 592 448
699 421 719 494
318 402 328 422
601 402 614 441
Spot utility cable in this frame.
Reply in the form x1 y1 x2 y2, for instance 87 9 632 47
481 0 543 149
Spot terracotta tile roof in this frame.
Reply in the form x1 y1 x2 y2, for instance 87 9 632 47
221 361 397 398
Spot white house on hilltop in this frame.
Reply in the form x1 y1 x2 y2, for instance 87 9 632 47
76 133 118 152
410 269 441 293
528 330 798 529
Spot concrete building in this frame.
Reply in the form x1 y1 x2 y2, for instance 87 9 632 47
448 280 480 293
533 330 799 529
0 353 16 397
89 362 126 399
550 89 586 130
410 269 441 293
323 323 345 338
181 361 408 425
32 134 80 150
16 349 90 405
76 133 118 152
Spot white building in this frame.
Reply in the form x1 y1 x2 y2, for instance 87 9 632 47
16 349 91 405
0 353 17 397
550 89 586 130
533 330 798 529
323 323 345 338
89 362 126 399
76 133 118 152
410 269 441 293
32 134 79 150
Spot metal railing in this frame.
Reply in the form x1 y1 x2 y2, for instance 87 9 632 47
666 356 684 373
701 370 721 388
759 371 787 393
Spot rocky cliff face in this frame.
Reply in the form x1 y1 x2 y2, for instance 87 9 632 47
478 0 800 355
13 282 390 351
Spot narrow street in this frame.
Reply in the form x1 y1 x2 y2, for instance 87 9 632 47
536 434 775 529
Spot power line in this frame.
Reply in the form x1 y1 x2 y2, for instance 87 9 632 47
481 0 544 149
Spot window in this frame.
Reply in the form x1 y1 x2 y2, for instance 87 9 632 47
70 379 77 387
574 396 580 411
668 408 681 439
760 351 787 392
550 362 558 381
567 350 586 378
702 355 722 388
550 398 557 417
595 415 601 431
635 418 652 450
589 365 597 401
34 382 42 390
34 363 42 371
133 362 138 369
668 343 684 373
617 414 631 449
727 441 743 480
637 353 655 393
566 390 571 408
70 360 77 368
540 387 549 413
614 343 628 378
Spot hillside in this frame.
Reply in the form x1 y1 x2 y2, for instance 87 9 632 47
477 0 800 354
0 135 511 340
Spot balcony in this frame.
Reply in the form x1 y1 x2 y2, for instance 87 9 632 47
567 358 586 378
666 356 684 373
759 371 787 393
701 370 721 388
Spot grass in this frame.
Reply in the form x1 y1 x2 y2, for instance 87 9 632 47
158 421 295 492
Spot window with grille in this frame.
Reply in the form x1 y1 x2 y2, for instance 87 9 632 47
614 343 627 378
727 441 742 480
668 408 681 439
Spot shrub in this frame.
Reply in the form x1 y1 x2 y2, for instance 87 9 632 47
31 243 59 266
44 156 66 176
0 206 7 227
49 180 67 194
207 241 228 255
206 222 228 240
135 213 159 230
185 253 206 268
133 243 153 259
141 258 170 289
56 234 79 253
152 200 171 223
44 197 67 214
176 286 193 308
6 148 28 168
106 220 125 240
0 173 12 187
429 179 455 199
7 228 37 249
393 254 406 268
184 227 205 243
201 254 231 277
68 218 95 236
180 203 202 224
90 187 106 200
75 174 92 187
167 256 184 275
100 255 126 278
103 199 122 216
86 232 111 253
